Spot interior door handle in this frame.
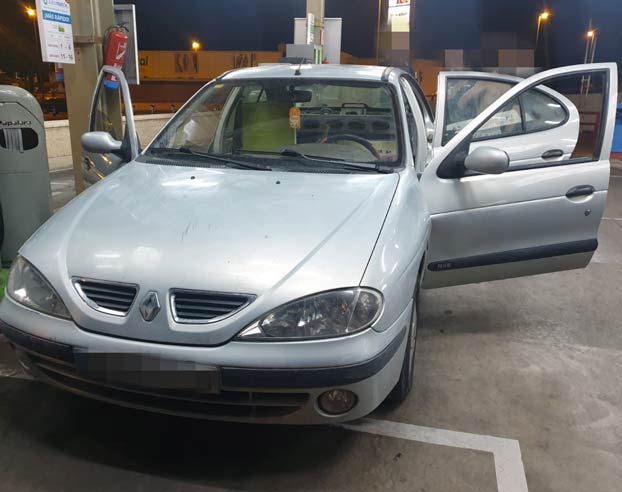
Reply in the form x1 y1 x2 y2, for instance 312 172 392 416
542 149 564 159
566 185 595 198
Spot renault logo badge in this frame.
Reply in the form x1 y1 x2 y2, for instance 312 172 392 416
139 291 160 322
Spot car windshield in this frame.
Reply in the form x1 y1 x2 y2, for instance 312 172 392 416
146 78 401 172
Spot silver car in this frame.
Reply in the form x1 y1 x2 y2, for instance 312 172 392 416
0 63 617 424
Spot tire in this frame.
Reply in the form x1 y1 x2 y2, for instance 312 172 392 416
385 275 420 405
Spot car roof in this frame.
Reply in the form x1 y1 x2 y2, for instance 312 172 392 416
220 64 401 82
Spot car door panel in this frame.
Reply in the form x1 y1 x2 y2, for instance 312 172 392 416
422 63 617 289
424 191 605 287
423 159 609 214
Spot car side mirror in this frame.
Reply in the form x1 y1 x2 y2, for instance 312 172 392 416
81 131 122 155
464 146 509 175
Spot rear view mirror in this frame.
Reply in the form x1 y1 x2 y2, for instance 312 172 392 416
292 90 313 103
464 146 509 175
81 131 122 155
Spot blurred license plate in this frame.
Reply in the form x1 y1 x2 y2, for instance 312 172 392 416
73 352 221 393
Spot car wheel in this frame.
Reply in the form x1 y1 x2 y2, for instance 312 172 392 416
385 275 420 405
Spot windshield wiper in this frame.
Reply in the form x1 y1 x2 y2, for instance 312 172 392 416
278 148 394 174
148 147 272 171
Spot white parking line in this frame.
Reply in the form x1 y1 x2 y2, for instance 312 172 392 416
0 362 528 491
341 418 528 492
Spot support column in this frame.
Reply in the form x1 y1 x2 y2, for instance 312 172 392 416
63 0 115 193
306 0 325 63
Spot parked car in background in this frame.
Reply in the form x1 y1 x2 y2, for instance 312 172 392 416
0 62 617 424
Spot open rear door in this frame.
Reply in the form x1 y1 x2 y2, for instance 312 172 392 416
422 63 617 288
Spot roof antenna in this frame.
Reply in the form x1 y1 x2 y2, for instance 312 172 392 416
294 57 305 76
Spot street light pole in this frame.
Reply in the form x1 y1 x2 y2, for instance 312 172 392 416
376 0 382 64
583 20 594 64
535 11 550 68
535 11 549 47
25 7 41 93
582 22 597 97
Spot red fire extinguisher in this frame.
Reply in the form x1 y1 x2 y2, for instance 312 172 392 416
103 24 129 89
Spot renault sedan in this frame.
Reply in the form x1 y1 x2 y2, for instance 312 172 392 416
0 62 616 423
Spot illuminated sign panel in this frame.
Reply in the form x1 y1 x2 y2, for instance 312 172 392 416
388 0 411 33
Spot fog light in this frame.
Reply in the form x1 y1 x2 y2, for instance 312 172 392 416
318 389 357 415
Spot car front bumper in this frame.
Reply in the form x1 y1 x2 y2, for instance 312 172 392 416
0 295 411 424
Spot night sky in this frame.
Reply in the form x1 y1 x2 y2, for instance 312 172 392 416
1 0 621 76
114 0 621 69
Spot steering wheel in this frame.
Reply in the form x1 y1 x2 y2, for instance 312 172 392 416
322 134 381 160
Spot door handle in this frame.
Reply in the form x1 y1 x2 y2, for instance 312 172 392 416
542 149 564 159
566 185 595 198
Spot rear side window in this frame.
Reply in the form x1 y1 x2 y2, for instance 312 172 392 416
443 79 513 145
473 99 522 140
444 79 569 144
521 90 567 132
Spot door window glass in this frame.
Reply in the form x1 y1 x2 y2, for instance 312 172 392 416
545 71 607 160
86 69 141 181
437 70 610 177
91 84 126 140
443 79 513 145
403 76 434 126
521 90 567 132
400 86 417 159
164 83 236 150
473 99 522 139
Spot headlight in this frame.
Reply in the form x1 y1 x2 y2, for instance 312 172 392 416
237 288 382 341
7 256 71 319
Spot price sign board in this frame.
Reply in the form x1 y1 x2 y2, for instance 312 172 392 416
35 0 75 64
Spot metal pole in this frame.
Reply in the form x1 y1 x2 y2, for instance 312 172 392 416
376 0 382 64
589 32 597 63
29 17 42 95
62 0 115 194
584 32 597 97
583 19 592 64
543 18 550 69
535 17 542 48
581 20 592 97
32 19 39 50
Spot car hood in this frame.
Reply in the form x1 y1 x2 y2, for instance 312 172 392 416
22 161 399 345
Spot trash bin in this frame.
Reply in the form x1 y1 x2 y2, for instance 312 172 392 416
0 86 52 266
613 103 622 154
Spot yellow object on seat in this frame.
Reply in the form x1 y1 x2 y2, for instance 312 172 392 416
241 102 296 152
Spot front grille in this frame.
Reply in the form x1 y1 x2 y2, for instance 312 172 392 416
20 350 307 420
2 325 309 420
73 278 138 316
171 289 253 323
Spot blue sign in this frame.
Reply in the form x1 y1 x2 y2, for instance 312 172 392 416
42 9 71 24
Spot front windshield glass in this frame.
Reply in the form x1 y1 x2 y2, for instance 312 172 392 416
147 78 401 171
